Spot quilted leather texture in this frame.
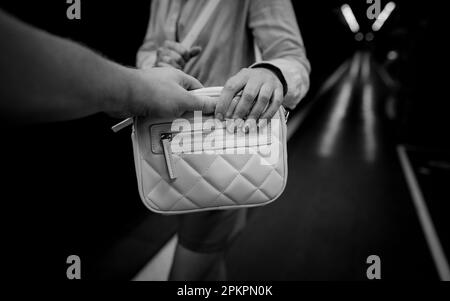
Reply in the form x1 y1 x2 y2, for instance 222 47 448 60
132 109 288 214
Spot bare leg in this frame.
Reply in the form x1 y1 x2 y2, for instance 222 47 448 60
169 209 247 281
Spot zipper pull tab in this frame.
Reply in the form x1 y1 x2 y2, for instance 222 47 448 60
161 133 177 180
111 117 133 133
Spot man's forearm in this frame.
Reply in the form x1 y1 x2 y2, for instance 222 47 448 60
0 10 130 123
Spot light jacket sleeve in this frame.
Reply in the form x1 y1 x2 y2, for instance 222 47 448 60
136 0 161 69
249 0 311 109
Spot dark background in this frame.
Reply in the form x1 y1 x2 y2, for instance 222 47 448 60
1 0 448 279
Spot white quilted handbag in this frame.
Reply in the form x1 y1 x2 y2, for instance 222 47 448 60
131 87 288 214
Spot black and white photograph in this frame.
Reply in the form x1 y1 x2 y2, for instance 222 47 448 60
0 0 449 286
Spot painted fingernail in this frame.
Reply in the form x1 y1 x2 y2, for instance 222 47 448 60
244 120 256 133
216 113 223 121
227 120 236 133
237 119 244 129
242 122 248 134
242 122 250 134
258 119 267 129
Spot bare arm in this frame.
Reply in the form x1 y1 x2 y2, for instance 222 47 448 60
0 10 214 124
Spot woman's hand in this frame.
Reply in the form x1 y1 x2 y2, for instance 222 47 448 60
155 40 202 70
215 67 284 130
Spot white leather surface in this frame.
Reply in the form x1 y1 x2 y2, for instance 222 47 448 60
132 109 287 214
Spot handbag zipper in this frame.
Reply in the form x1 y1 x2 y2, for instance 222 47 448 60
161 133 177 180
158 121 273 180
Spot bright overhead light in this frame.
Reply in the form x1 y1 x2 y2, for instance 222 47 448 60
341 4 360 33
372 2 396 31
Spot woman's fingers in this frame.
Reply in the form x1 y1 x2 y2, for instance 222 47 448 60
189 46 202 59
156 47 185 69
164 40 191 61
157 42 202 69
232 77 262 119
247 83 274 121
215 69 248 120
216 67 285 127
260 86 284 121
